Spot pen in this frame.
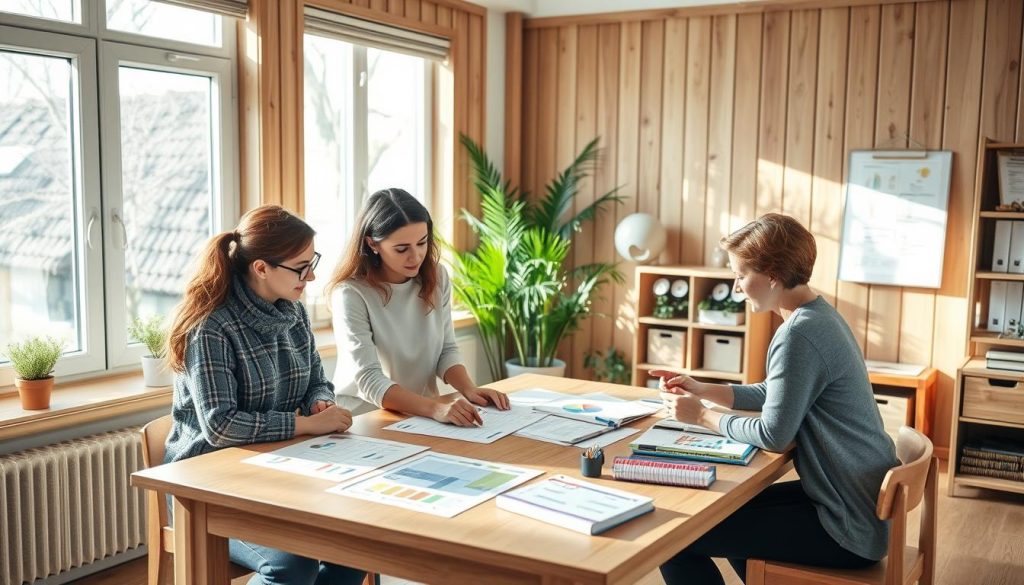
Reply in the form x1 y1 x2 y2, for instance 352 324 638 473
595 416 618 427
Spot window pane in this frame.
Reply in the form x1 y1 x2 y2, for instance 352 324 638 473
366 48 427 203
117 66 214 326
0 50 82 358
107 0 220 47
0 0 77 22
303 33 354 317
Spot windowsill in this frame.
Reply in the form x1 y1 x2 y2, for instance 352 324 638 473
0 314 479 441
0 373 172 441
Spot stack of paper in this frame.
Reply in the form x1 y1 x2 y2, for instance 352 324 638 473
630 427 757 465
496 474 654 535
985 349 1024 372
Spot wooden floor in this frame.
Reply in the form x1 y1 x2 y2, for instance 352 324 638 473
74 462 1024 585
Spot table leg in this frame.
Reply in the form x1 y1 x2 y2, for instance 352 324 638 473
916 379 932 439
172 497 230 585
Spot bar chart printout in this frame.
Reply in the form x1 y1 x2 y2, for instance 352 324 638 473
327 452 543 517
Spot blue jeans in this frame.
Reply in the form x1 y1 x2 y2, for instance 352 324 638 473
230 539 366 585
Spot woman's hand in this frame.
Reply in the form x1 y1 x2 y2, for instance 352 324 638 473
649 369 705 396
311 399 333 414
432 397 484 427
296 405 353 435
460 386 510 410
660 390 707 425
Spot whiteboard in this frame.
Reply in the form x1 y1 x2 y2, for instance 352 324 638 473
837 150 953 288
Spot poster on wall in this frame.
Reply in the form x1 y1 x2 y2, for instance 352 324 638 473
837 150 953 289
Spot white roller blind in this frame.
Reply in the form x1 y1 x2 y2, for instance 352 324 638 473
304 7 449 61
152 0 247 19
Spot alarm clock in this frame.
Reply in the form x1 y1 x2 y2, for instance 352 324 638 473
670 279 688 298
652 278 671 296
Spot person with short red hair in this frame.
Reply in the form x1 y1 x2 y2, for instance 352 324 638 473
653 213 899 585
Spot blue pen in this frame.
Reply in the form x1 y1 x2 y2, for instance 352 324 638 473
595 416 617 427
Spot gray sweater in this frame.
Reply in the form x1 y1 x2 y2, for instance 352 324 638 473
719 296 899 561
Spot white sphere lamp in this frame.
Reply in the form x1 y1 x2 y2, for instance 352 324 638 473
614 213 667 264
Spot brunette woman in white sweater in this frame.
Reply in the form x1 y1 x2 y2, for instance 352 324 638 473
325 188 508 426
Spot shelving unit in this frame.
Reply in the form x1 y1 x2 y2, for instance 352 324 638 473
630 265 771 388
950 137 1024 497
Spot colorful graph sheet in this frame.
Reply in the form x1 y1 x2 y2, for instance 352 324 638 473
327 452 542 517
243 434 428 482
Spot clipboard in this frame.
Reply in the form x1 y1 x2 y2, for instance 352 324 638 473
837 149 953 288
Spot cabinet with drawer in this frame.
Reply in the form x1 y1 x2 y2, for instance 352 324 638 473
949 359 1024 497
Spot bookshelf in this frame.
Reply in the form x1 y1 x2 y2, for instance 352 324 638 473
630 266 771 388
950 138 1024 497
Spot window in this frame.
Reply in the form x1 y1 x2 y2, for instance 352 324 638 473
302 31 432 321
0 0 80 23
0 1 237 384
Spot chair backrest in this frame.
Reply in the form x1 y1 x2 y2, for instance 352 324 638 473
140 414 174 529
875 425 937 585
876 425 933 520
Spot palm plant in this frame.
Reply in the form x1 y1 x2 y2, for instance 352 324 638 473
448 134 625 380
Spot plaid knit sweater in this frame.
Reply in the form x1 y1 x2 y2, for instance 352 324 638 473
164 278 335 463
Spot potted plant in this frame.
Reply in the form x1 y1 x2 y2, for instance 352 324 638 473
4 336 64 410
128 315 173 387
583 347 631 385
697 295 746 326
449 135 624 380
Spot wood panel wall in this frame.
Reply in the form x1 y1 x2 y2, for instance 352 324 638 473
515 0 1024 450
239 0 487 249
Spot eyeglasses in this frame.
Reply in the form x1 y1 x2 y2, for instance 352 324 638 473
271 251 320 281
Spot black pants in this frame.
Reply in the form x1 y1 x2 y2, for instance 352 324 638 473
660 481 877 585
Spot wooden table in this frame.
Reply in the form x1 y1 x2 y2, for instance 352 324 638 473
868 367 938 439
132 374 792 585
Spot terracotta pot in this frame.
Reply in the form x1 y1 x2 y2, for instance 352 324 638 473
15 377 54 410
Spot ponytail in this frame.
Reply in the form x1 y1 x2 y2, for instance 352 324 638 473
167 232 236 372
166 205 315 373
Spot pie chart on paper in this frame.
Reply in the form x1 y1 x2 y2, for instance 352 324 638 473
563 403 603 414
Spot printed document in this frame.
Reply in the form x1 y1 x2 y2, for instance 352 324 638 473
243 434 428 482
328 452 542 517
384 404 547 443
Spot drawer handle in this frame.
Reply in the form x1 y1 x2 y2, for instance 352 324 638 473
658 333 673 338
716 339 729 345
987 378 1018 388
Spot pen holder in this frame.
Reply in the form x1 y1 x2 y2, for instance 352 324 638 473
580 452 604 478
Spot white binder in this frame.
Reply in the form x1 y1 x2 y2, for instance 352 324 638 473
1006 282 1023 331
989 280 1008 332
1010 222 1024 274
993 220 1013 272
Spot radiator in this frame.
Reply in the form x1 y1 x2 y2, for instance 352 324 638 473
0 427 146 585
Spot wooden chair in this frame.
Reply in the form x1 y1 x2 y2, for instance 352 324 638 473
140 415 380 585
140 415 251 585
747 425 937 585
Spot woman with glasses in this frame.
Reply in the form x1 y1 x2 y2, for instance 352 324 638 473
164 205 365 585
325 188 509 427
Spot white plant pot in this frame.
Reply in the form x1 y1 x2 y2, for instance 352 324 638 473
140 355 174 387
698 309 745 326
505 358 567 379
